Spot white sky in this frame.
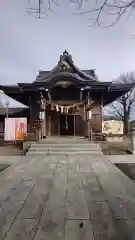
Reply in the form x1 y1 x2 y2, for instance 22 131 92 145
0 0 135 110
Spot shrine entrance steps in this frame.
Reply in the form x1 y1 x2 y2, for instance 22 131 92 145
26 137 102 156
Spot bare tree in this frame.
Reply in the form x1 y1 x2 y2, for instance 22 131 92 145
27 0 135 27
27 0 59 18
76 0 135 27
106 72 135 134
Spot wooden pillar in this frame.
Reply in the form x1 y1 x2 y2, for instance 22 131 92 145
87 92 90 139
101 92 103 133
83 104 86 137
80 91 82 101
29 96 32 133
74 114 76 136
41 112 44 139
83 104 86 121
88 115 91 140
80 88 84 101
132 131 135 154
59 114 60 136
43 104 46 137
48 115 51 136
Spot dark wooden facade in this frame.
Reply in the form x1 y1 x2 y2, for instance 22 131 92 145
0 51 134 138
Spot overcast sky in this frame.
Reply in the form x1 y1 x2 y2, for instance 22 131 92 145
0 0 135 107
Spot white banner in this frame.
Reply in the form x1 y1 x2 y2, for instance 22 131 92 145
87 110 92 120
4 118 16 141
4 118 27 141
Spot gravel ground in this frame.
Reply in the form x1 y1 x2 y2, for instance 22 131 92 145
0 163 10 172
0 145 22 156
116 163 135 182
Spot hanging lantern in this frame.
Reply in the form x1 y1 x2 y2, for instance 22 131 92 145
51 105 55 111
64 107 66 113
66 106 69 113
60 106 64 113
76 106 80 111
56 105 59 112
88 110 92 120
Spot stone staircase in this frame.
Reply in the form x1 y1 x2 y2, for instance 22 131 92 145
26 137 102 156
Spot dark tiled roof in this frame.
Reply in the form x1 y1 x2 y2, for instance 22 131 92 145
35 70 50 81
82 69 95 75
34 51 98 83
35 69 96 82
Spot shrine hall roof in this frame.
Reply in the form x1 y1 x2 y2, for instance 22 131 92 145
35 69 96 82
0 51 134 107
34 50 98 83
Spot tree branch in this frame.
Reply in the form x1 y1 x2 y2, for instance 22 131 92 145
110 103 124 118
108 72 135 133
27 0 135 25
27 0 59 18
74 0 135 27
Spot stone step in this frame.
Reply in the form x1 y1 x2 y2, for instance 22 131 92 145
26 138 102 156
34 140 95 142
32 141 99 144
26 151 102 156
31 144 100 149
28 147 102 152
38 140 94 144
38 142 89 144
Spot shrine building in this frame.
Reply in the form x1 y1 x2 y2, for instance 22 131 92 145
0 51 134 138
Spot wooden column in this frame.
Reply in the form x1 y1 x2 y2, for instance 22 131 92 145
43 104 46 137
48 115 51 136
101 92 103 133
80 91 82 101
59 114 60 136
87 92 90 139
74 114 76 136
80 88 84 101
88 116 90 139
29 96 32 133
83 104 86 137
41 109 44 138
132 131 135 154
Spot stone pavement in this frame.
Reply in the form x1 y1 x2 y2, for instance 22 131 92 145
0 155 135 239
108 155 135 164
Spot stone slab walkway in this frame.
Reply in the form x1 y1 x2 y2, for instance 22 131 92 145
0 155 135 239
108 155 135 164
